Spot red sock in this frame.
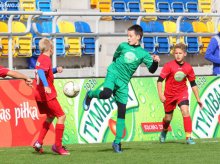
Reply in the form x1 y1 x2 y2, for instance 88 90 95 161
183 116 192 139
55 124 64 148
38 121 51 145
162 118 170 131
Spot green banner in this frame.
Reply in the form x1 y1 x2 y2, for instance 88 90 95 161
54 76 220 144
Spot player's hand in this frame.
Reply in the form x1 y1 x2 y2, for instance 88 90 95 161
159 94 166 103
25 78 33 87
44 87 51 94
197 100 203 109
152 55 160 62
57 66 63 73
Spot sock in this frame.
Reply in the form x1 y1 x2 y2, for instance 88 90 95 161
37 121 51 145
183 116 192 139
88 89 101 98
55 124 64 148
162 118 170 132
115 118 125 144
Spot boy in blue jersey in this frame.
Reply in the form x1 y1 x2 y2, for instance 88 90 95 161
83 25 160 153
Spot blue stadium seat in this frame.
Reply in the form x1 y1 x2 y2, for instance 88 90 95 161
126 0 141 20
74 21 95 56
156 0 171 20
3 0 20 20
140 21 156 54
180 22 199 54
184 0 198 20
36 0 52 20
170 0 185 19
32 21 65 57
0 2 4 20
112 0 127 20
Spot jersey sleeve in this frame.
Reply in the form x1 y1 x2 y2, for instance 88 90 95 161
36 56 51 72
143 51 153 69
113 43 123 59
0 65 9 78
187 65 196 82
160 63 171 79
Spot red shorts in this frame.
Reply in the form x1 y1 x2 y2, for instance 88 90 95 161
36 98 65 118
164 92 188 113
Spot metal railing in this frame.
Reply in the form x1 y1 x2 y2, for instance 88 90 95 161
1 11 220 76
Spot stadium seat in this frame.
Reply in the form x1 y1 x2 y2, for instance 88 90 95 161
192 21 212 54
170 0 185 19
198 0 211 13
74 21 95 55
180 22 199 54
32 21 65 56
36 0 52 19
156 0 171 20
126 0 141 20
184 0 199 20
90 0 98 9
98 0 112 20
19 0 36 20
0 2 4 20
140 0 157 21
0 21 9 57
12 21 32 57
58 21 82 56
3 0 20 20
112 0 127 20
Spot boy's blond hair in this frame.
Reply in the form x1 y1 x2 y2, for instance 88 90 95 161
39 38 53 53
173 43 186 53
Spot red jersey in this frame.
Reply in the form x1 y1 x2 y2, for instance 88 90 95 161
35 54 57 101
0 65 9 78
160 60 195 97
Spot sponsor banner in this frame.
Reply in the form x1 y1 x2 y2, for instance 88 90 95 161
1 76 220 147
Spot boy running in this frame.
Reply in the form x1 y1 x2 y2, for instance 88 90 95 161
157 43 203 144
83 24 160 153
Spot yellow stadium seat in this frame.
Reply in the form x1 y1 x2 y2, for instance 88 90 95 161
198 0 212 20
91 0 98 9
12 21 32 57
140 0 157 21
58 21 81 56
192 21 211 54
0 22 10 57
98 0 112 20
20 0 36 20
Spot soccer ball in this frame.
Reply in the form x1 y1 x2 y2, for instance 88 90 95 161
63 81 80 98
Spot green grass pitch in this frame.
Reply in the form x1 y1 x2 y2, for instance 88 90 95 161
0 138 219 164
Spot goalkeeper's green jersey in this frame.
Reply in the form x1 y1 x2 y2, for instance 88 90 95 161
107 42 153 84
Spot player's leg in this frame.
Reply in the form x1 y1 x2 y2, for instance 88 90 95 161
112 79 128 153
179 100 195 144
48 99 70 155
83 73 115 111
112 101 126 153
33 101 54 153
160 98 176 143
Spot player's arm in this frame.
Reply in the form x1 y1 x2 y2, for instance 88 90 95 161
143 53 159 73
7 70 33 87
37 69 51 93
190 81 203 109
112 44 123 62
157 76 166 103
52 66 63 74
205 38 220 64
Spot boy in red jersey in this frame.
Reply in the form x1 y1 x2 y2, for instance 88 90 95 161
157 43 203 144
0 65 32 86
33 38 69 155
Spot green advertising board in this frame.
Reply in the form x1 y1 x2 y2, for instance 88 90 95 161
54 76 220 144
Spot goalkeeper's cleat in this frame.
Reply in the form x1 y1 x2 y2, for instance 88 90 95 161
186 138 196 145
112 141 122 153
83 91 92 111
51 144 70 155
159 130 167 143
33 141 44 153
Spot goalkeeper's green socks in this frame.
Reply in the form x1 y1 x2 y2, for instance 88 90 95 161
88 89 101 98
115 118 125 144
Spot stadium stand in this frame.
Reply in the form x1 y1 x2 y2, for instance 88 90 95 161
36 0 52 19
0 21 9 57
3 0 20 20
156 0 171 20
140 0 157 21
19 0 36 20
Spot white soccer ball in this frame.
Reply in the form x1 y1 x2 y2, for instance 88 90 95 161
63 81 80 98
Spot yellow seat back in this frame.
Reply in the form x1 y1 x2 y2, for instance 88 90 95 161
140 0 157 21
20 0 36 20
